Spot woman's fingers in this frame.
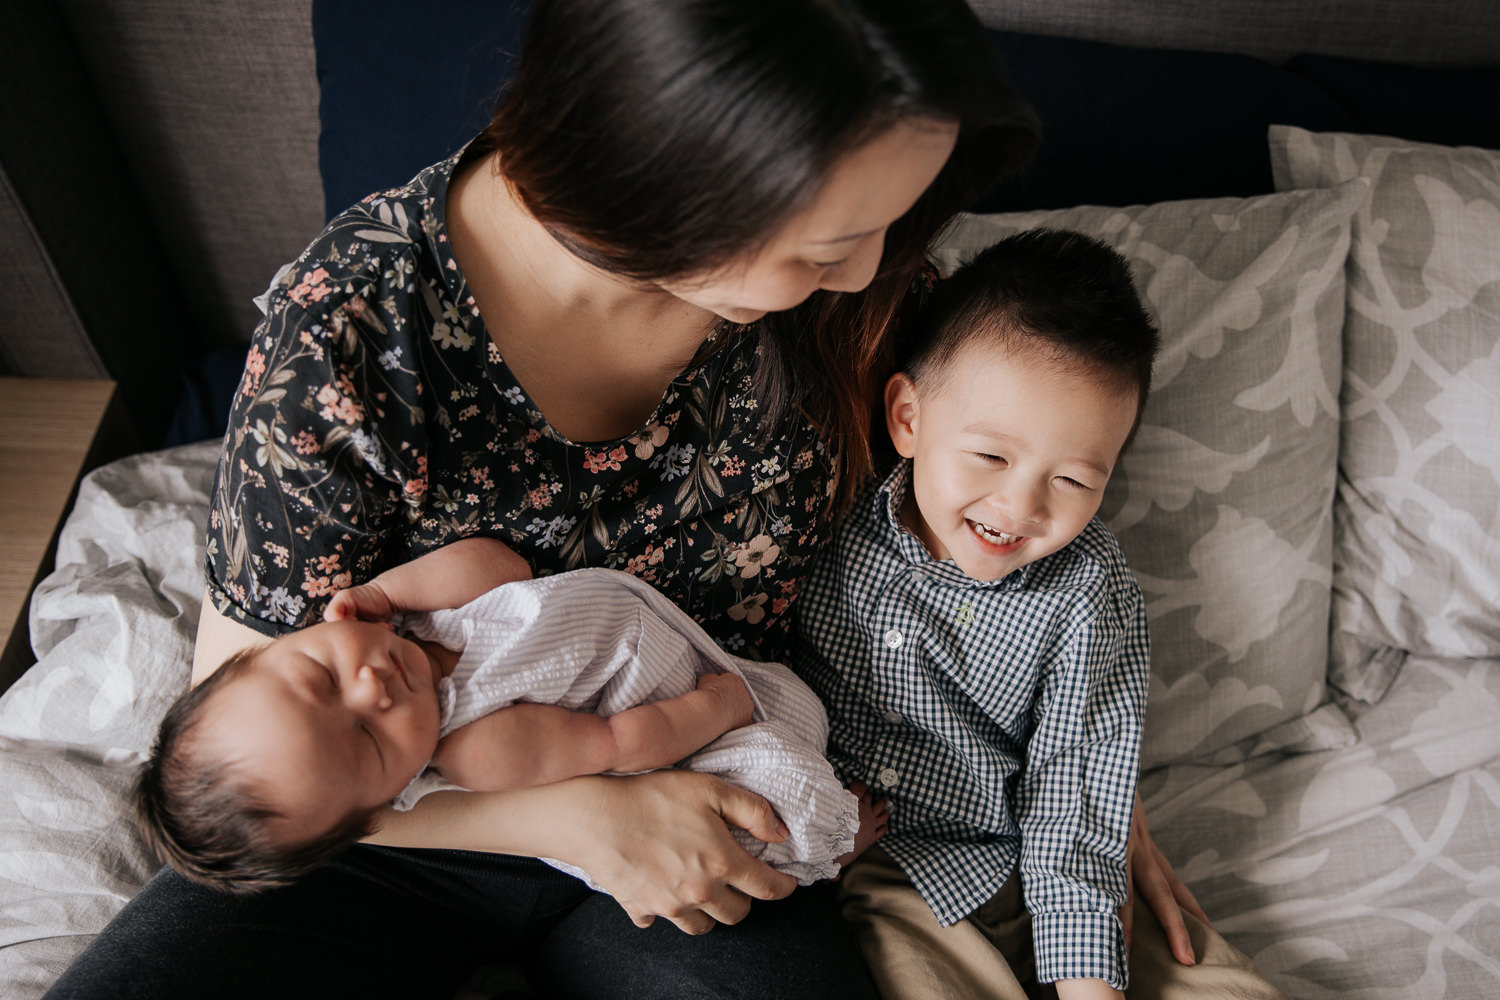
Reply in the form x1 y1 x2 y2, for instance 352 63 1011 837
1126 794 1199 966
712 779 792 848
581 772 795 934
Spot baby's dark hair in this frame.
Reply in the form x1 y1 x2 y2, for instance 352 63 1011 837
132 644 377 894
905 228 1160 447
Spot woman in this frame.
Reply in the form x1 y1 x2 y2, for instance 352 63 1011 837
47 1 1229 997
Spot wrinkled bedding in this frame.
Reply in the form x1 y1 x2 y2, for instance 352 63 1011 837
0 442 1497 997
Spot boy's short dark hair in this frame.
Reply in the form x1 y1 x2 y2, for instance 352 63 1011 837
133 645 377 894
905 228 1160 446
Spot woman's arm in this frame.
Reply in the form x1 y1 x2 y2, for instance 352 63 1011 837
191 593 270 685
366 769 798 934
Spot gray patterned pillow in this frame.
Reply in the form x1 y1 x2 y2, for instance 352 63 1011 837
932 181 1367 768
1270 127 1500 703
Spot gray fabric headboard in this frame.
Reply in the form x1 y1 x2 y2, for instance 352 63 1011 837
2 0 1495 443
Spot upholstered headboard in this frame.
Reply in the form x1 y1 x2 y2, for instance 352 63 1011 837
2 0 1496 444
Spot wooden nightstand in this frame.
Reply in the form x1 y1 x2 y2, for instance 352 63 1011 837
0 377 123 692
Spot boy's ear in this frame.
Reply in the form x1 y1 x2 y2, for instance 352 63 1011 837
884 373 920 459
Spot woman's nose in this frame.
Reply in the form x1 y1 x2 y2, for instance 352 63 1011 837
818 233 884 293
349 665 393 712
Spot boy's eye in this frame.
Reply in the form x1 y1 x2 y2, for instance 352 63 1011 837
1055 477 1092 491
977 453 1007 466
323 666 339 690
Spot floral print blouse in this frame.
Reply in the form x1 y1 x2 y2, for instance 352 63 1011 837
206 148 837 662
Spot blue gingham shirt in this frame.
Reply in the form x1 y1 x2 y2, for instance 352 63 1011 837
794 461 1148 988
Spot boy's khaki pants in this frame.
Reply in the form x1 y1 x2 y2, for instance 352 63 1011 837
838 848 1289 1000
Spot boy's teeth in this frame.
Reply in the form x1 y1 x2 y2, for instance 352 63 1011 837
974 522 1020 545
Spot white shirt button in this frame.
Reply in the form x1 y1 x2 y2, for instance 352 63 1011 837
878 767 900 788
883 710 904 724
883 628 903 649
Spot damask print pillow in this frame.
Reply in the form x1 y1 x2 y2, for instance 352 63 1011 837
932 180 1367 769
1270 127 1500 703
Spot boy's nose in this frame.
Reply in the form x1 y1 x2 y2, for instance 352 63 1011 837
996 484 1045 526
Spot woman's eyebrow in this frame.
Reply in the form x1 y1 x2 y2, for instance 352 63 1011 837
811 228 878 245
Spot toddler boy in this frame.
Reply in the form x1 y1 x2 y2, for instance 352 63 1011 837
796 228 1158 1000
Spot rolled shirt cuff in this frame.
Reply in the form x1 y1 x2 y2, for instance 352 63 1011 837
1031 909 1129 990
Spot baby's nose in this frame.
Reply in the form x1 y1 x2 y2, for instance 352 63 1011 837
353 664 394 711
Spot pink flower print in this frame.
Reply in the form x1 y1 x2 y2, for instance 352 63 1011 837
316 383 362 425
626 544 667 581
772 597 789 616
527 485 553 510
630 424 670 460
721 456 745 478
288 267 333 307
584 449 622 474
733 534 780 578
301 567 335 598
242 345 267 397
290 430 321 456
726 593 768 625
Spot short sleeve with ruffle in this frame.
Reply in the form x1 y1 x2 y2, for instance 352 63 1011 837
206 148 837 661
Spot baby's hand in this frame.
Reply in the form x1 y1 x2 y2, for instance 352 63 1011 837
837 781 890 869
324 581 397 623
697 672 755 730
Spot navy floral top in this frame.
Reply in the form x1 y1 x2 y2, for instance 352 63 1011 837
206 148 838 661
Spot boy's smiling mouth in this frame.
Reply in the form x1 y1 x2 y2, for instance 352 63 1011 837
970 520 1024 548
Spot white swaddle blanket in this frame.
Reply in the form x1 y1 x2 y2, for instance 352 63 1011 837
390 567 858 886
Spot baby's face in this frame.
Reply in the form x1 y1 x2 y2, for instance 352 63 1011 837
200 620 444 842
886 339 1137 582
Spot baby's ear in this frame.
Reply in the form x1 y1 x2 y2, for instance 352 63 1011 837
883 373 920 459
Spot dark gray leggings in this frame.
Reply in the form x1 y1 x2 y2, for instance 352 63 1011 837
44 845 878 1000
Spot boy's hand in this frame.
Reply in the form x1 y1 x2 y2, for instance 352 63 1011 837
1055 978 1124 1000
696 672 755 730
324 581 398 623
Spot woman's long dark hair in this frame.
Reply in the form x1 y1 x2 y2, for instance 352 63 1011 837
478 0 1039 510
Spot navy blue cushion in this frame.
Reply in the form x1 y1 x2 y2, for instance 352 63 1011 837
1286 54 1500 152
311 5 1360 220
977 32 1355 211
312 0 529 220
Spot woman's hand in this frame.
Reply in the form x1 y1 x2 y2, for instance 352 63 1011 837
565 770 798 935
1122 792 1211 965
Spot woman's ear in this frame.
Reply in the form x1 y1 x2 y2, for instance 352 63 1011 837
884 373 920 459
